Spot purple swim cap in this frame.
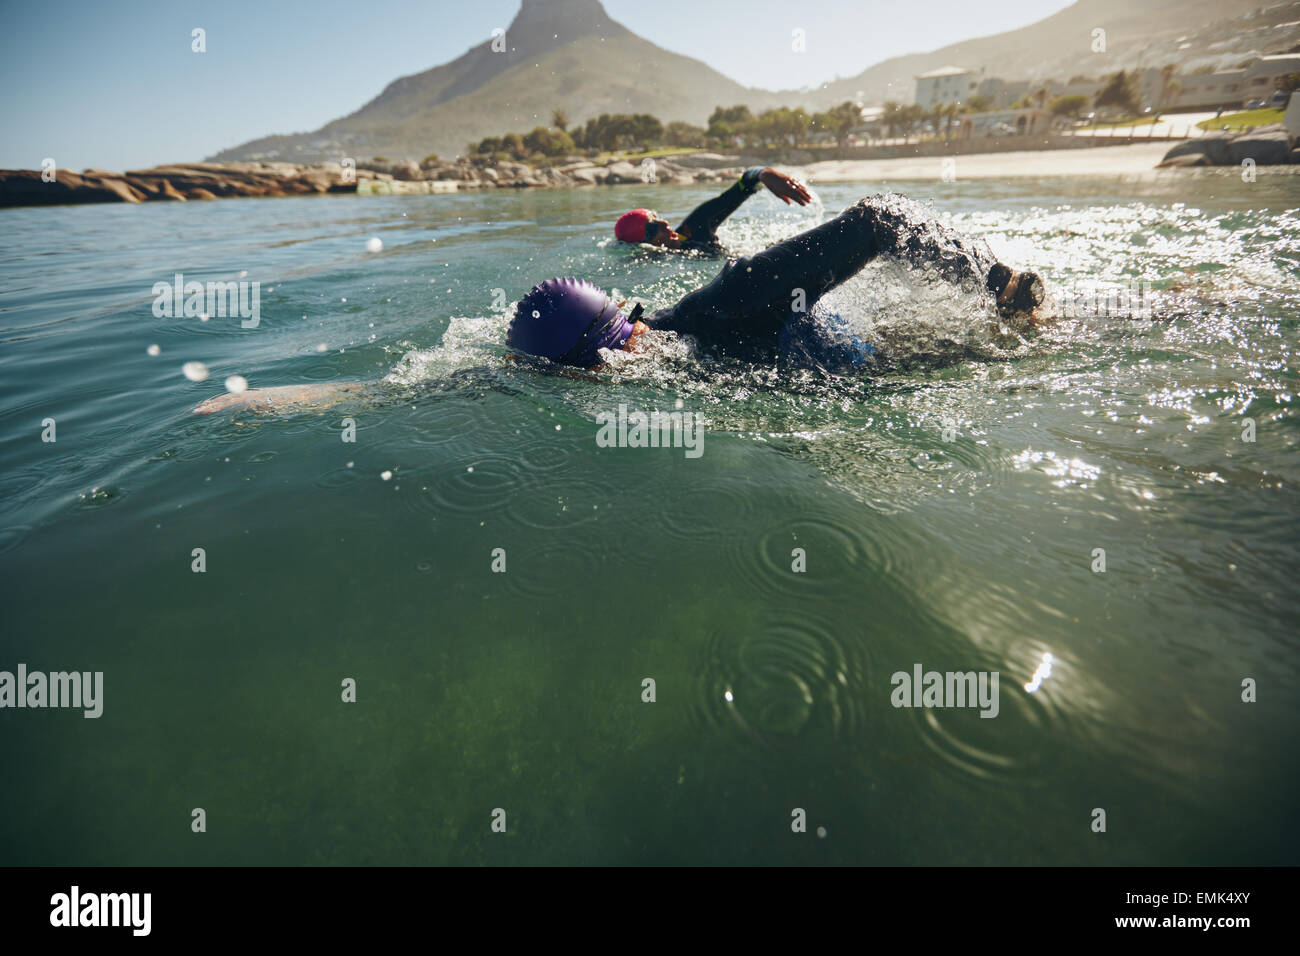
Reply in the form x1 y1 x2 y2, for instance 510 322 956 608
506 277 635 367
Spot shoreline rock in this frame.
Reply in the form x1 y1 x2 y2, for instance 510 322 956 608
4 137 1230 209
0 153 758 208
1158 123 1297 168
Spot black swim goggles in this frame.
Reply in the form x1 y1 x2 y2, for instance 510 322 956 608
644 218 671 243
556 300 643 366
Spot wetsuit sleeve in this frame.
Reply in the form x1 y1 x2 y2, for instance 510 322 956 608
674 166 766 247
650 194 999 349
652 195 886 346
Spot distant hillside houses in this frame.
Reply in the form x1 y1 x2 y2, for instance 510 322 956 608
914 67 981 109
914 53 1300 115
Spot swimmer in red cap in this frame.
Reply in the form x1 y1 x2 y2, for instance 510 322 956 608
614 167 811 254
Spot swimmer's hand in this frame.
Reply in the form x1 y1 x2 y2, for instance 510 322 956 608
989 266 1047 331
760 168 812 207
192 382 366 415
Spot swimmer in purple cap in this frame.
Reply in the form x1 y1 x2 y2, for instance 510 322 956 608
194 193 1044 414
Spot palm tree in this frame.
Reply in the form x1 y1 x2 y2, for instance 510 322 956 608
882 101 901 139
900 104 925 142
1157 64 1180 112
943 102 961 141
551 109 569 132
928 102 946 140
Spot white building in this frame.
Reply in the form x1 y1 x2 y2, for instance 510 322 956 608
915 67 980 108
1244 54 1300 98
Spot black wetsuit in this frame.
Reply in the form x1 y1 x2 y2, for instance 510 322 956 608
672 166 767 255
649 193 1003 365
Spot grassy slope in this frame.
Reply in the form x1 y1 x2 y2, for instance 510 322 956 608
1196 108 1287 131
818 0 1268 107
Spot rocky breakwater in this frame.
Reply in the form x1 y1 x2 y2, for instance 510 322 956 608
0 154 764 207
1157 123 1299 168
0 161 362 207
353 152 757 193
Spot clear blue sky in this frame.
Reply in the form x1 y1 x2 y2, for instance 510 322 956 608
0 0 1072 171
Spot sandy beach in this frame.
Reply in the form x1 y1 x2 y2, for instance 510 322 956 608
801 142 1180 182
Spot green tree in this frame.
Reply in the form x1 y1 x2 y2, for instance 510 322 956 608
577 114 618 151
707 104 754 140
551 109 569 132
575 113 665 152
1157 64 1180 110
899 103 925 140
523 126 575 157
501 132 526 160
942 101 962 140
1050 94 1090 119
822 101 861 145
1094 70 1140 114
664 121 707 147
881 101 903 138
927 101 945 139
627 113 664 148
751 107 811 145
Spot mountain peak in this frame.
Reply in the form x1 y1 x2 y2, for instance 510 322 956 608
506 0 626 48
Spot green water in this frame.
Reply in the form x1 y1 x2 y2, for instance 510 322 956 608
1 175 1297 864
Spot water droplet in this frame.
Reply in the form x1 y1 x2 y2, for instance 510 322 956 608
225 375 249 393
380 470 393 481
146 344 161 356
181 361 209 382
366 237 383 253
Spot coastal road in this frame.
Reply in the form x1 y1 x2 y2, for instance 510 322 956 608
1069 111 1219 140
799 142 1179 183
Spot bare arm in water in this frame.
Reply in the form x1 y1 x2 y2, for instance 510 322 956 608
192 381 370 415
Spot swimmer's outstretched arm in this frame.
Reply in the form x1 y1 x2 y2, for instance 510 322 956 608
191 381 369 415
675 167 811 246
653 193 1043 340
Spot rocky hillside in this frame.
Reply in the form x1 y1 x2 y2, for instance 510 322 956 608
209 0 1283 166
818 0 1278 104
210 0 785 166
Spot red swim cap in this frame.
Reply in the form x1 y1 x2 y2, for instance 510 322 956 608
615 209 652 243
